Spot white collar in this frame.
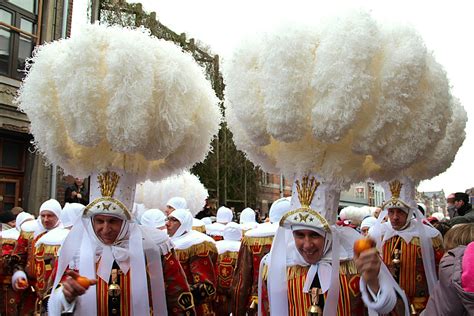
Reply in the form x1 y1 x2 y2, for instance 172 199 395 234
216 240 241 254
172 229 215 250
1 227 20 240
35 227 70 247
382 219 440 244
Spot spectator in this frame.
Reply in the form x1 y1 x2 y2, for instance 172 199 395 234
447 193 456 218
421 224 474 315
0 210 16 230
448 193 473 226
10 207 23 217
64 177 89 205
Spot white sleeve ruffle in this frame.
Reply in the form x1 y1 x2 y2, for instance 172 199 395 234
47 286 76 316
359 266 398 314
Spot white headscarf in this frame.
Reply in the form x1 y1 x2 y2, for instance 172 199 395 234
35 199 62 238
269 197 291 223
166 197 187 210
61 203 85 228
141 209 167 229
216 206 233 224
223 222 243 241
15 212 34 232
240 208 256 224
216 222 242 254
360 216 377 230
169 209 193 240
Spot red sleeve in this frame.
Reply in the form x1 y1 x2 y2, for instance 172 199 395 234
162 249 196 315
188 250 217 305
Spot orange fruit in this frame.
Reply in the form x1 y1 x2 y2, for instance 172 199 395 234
18 279 28 288
75 276 91 289
353 237 376 257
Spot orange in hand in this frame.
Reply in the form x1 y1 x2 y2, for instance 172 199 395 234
354 237 376 257
17 279 28 288
75 276 92 289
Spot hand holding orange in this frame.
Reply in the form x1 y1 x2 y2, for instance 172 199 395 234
75 276 93 289
353 237 376 257
17 278 28 288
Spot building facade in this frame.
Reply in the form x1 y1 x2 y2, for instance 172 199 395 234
417 190 447 216
257 173 386 215
0 0 73 214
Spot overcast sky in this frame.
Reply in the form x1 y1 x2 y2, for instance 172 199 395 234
72 0 473 196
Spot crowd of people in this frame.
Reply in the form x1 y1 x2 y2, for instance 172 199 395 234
0 182 473 316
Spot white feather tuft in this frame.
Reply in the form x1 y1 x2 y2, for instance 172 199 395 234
223 11 465 187
17 24 221 182
137 171 208 216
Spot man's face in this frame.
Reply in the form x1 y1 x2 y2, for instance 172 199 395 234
40 211 59 230
166 216 181 237
7 220 16 228
165 205 175 216
373 207 381 218
387 208 408 230
360 226 370 236
293 229 325 264
454 199 465 210
92 215 123 245
75 178 84 186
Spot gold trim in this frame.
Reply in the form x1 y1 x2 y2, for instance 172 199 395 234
381 180 410 210
339 260 358 275
83 197 132 220
280 207 330 232
41 245 60 256
218 251 239 261
287 265 309 280
175 241 217 261
20 231 34 239
261 263 269 281
296 176 320 208
98 171 120 198
389 180 402 199
1 239 17 245
241 236 274 247
192 225 206 233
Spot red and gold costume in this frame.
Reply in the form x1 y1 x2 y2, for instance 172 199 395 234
214 223 241 315
215 250 238 315
175 238 218 316
8 221 42 315
231 227 274 316
53 248 195 315
260 261 391 316
381 233 444 313
0 229 20 315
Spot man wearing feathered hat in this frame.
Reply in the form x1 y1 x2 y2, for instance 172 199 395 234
48 171 196 315
166 208 218 315
263 176 407 316
11 199 62 314
371 180 444 314
231 197 291 316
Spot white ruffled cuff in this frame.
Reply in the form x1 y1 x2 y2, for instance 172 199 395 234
360 269 397 314
11 270 27 290
48 287 76 315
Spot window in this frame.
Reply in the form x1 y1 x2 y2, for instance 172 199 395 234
261 171 270 185
0 1 38 79
0 139 25 171
354 187 365 199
